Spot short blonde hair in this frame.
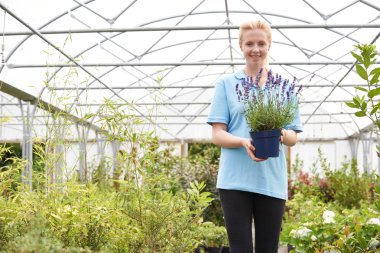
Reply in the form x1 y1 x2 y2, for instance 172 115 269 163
239 20 272 66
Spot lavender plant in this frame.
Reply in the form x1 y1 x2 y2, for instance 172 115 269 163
236 69 302 132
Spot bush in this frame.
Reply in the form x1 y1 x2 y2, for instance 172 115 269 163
282 193 380 252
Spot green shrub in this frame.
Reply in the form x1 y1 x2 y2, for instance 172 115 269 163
197 221 228 247
282 193 380 252
323 158 373 208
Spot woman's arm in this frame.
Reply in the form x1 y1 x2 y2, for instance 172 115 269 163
211 123 266 162
281 129 298 146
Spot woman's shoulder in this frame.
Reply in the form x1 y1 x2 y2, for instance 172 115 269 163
216 69 245 85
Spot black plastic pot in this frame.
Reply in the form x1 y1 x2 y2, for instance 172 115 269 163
206 247 223 253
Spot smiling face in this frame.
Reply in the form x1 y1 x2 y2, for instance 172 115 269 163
240 28 270 69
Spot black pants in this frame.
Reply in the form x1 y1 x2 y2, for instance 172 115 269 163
219 189 285 253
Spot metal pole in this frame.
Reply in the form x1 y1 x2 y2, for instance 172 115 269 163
20 100 33 191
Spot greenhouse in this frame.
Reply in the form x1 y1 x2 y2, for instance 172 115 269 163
0 0 379 252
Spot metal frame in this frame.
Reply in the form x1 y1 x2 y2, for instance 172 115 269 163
0 0 379 173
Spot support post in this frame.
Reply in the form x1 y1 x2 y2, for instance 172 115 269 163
111 140 120 176
76 124 88 182
180 140 188 158
20 100 33 191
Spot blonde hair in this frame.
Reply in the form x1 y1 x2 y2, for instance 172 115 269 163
239 20 272 66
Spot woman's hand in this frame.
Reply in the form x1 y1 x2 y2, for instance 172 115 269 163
280 129 298 146
241 138 267 162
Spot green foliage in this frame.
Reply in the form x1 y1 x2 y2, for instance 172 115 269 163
197 221 228 247
43 184 114 251
284 150 380 252
345 44 380 153
282 193 380 252
0 98 216 252
116 180 212 252
323 158 373 209
0 145 23 197
288 148 376 209
188 143 221 165
172 143 224 226
3 214 94 253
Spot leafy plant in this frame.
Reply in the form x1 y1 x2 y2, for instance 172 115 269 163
345 44 380 155
236 69 302 131
322 158 373 209
197 221 228 248
281 193 380 252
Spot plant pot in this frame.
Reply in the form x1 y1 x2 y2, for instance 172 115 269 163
249 129 281 159
206 247 223 253
221 246 230 253
194 246 206 253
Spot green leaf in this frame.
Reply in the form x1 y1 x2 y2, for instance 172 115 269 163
368 87 380 98
356 64 368 80
354 111 366 117
345 102 359 109
370 107 377 115
354 86 368 92
370 67 380 76
370 73 379 85
353 96 361 106
364 56 371 69
362 101 367 111
351 51 363 63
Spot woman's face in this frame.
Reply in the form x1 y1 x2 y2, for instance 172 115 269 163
240 29 270 68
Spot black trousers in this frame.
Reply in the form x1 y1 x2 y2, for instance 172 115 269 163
219 189 286 253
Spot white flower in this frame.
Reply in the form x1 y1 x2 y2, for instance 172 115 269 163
323 210 335 224
311 235 317 241
290 227 312 238
368 208 379 214
367 218 380 226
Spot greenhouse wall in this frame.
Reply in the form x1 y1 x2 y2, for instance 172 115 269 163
293 139 379 174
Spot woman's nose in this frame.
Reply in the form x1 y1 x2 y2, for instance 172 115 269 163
252 45 259 51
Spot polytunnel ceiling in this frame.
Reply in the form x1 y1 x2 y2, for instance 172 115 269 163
0 0 379 142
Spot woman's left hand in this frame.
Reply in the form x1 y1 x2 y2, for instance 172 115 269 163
242 138 267 162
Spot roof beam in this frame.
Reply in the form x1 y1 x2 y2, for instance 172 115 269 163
8 61 380 68
75 100 374 106
50 84 364 90
2 24 380 36
0 80 105 133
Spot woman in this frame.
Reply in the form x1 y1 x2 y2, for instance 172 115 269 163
207 20 302 253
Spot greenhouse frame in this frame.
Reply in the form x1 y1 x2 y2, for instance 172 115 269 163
0 0 379 252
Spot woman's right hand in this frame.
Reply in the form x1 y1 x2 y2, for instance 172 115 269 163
241 138 267 162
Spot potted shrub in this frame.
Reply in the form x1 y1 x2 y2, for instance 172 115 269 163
236 69 302 159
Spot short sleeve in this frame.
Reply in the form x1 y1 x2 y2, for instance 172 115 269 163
207 80 230 125
285 98 303 133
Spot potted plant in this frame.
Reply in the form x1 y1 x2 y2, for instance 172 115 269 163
236 69 302 159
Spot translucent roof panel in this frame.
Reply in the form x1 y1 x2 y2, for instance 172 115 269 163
0 0 379 142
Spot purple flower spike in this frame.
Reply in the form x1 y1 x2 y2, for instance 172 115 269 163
296 85 303 95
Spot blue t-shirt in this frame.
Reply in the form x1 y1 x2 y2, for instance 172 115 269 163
207 69 303 200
